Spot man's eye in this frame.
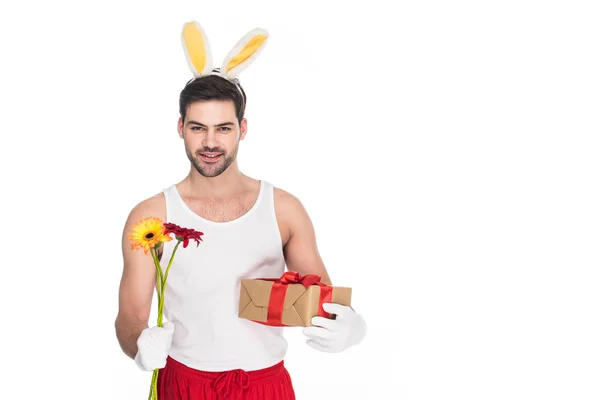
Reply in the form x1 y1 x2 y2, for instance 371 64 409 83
220 127 230 131
191 127 204 131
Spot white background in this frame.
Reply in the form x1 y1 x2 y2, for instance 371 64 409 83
1 0 599 399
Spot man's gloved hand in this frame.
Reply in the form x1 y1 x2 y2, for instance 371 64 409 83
302 303 367 353
134 321 175 371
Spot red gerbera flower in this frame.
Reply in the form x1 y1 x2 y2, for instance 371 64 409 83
163 222 204 248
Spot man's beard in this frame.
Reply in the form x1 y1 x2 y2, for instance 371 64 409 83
186 143 239 178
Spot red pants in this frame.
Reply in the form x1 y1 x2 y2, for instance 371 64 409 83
157 356 296 400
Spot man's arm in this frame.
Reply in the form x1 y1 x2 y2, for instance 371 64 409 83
277 189 332 285
276 187 367 352
114 195 163 360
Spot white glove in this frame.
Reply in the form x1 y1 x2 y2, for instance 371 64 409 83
302 303 367 353
134 321 174 371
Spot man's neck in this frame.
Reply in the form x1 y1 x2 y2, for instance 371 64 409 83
184 165 249 199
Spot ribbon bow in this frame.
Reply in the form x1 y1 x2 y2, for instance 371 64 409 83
259 271 333 326
276 271 323 287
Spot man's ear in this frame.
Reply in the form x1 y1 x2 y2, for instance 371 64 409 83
239 118 248 140
178 117 184 138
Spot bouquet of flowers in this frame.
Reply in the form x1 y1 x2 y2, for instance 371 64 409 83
128 216 204 400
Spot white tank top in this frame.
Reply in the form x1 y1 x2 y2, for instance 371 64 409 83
159 179 288 372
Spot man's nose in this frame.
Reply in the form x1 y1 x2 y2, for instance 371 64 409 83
203 129 218 147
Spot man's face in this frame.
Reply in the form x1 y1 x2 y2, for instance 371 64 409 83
178 100 246 178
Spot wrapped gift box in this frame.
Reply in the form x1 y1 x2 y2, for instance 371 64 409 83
238 272 352 327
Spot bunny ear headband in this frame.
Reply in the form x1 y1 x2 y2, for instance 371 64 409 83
181 21 269 86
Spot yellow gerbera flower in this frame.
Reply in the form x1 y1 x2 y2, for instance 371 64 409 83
129 217 173 254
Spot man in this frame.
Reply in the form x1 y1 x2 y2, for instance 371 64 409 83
114 23 367 400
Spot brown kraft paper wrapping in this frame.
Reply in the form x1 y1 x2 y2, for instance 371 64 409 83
238 277 352 327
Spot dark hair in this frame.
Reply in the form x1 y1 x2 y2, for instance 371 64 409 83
179 72 247 125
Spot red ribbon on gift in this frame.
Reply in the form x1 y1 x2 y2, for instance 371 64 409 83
256 271 333 326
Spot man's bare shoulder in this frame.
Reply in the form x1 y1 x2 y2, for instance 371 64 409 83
272 186 312 243
128 191 167 221
273 186 305 217
122 191 167 254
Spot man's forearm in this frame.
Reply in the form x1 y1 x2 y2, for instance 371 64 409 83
115 313 148 360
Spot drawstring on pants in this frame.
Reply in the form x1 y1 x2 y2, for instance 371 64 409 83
213 368 251 399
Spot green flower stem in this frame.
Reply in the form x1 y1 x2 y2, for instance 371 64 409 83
147 248 165 400
154 267 161 302
150 248 165 326
146 239 182 399
151 369 159 399
163 241 180 292
150 249 164 293
157 241 181 322
146 368 157 400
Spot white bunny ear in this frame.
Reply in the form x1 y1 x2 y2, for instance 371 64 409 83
220 28 269 79
181 21 213 77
